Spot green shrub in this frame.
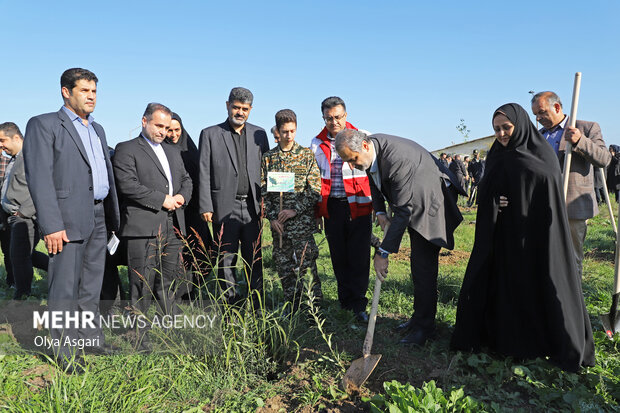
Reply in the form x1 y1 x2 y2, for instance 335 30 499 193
364 380 487 413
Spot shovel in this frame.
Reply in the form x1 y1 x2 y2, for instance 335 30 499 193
598 167 617 235
561 72 582 200
601 198 620 338
342 275 382 393
342 216 391 392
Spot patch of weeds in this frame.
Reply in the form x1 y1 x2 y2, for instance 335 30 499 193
364 379 487 412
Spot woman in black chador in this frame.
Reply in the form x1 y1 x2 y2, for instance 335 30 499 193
165 113 213 291
451 103 595 372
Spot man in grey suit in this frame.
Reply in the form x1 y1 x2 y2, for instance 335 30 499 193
0 122 49 299
24 68 120 369
199 87 269 305
531 91 611 277
336 130 465 346
113 103 192 315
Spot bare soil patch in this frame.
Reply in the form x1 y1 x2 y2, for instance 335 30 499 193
585 247 614 262
392 248 470 266
23 364 53 392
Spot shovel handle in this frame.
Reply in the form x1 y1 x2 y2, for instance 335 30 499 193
562 146 572 199
600 167 617 235
362 221 391 356
362 276 382 357
614 199 620 295
562 72 582 200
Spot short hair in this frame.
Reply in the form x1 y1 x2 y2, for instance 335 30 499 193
275 109 297 130
321 96 346 113
531 91 563 108
0 122 23 139
143 102 172 120
440 152 446 157
61 68 98 91
228 87 253 105
270 126 277 135
335 129 368 153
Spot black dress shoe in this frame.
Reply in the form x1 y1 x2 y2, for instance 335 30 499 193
394 318 415 332
355 311 369 323
400 329 435 346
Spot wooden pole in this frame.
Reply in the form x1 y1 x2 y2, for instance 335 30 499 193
562 72 582 200
600 167 617 235
279 192 283 248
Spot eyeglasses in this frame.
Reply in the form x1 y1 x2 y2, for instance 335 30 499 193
323 114 346 123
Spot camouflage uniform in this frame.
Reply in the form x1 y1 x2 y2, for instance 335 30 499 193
261 142 322 308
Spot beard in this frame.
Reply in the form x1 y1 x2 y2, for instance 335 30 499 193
229 115 246 127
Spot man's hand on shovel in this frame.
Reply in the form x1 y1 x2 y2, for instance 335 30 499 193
374 254 389 282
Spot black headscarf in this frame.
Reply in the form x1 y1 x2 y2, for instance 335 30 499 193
451 103 595 372
166 112 198 153
165 112 199 178
164 112 200 211
478 103 560 200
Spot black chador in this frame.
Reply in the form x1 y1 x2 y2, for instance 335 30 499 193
451 103 595 372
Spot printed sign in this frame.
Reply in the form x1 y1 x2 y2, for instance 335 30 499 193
267 172 295 192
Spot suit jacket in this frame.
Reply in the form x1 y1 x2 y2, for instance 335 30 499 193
23 109 120 240
449 158 468 188
198 120 269 219
368 134 465 252
2 152 36 218
556 119 610 220
113 136 192 237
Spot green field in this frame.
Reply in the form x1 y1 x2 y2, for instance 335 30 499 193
1 202 619 412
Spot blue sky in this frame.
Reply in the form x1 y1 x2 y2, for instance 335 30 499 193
1 1 618 151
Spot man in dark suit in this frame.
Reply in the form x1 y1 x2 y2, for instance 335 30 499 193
336 130 465 346
467 150 485 206
198 87 269 305
439 153 449 169
24 68 120 368
0 153 14 287
449 154 468 193
113 103 192 315
0 122 49 299
531 91 610 277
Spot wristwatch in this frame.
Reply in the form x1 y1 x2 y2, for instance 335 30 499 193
377 249 389 259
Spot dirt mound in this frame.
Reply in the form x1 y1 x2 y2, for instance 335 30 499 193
392 248 470 266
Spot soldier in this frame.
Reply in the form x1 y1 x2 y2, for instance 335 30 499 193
261 109 322 310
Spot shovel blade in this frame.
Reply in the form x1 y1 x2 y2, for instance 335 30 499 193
342 354 382 393
600 312 620 339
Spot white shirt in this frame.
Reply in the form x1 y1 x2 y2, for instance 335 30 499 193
142 135 173 196
368 142 381 191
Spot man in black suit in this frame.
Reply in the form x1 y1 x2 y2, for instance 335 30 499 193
24 68 120 367
336 130 465 346
0 122 49 299
198 87 269 305
113 103 192 315
449 154 468 193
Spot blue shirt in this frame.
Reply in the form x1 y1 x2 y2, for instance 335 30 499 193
61 106 109 200
540 115 568 154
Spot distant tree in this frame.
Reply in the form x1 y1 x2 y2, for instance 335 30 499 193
456 118 470 142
